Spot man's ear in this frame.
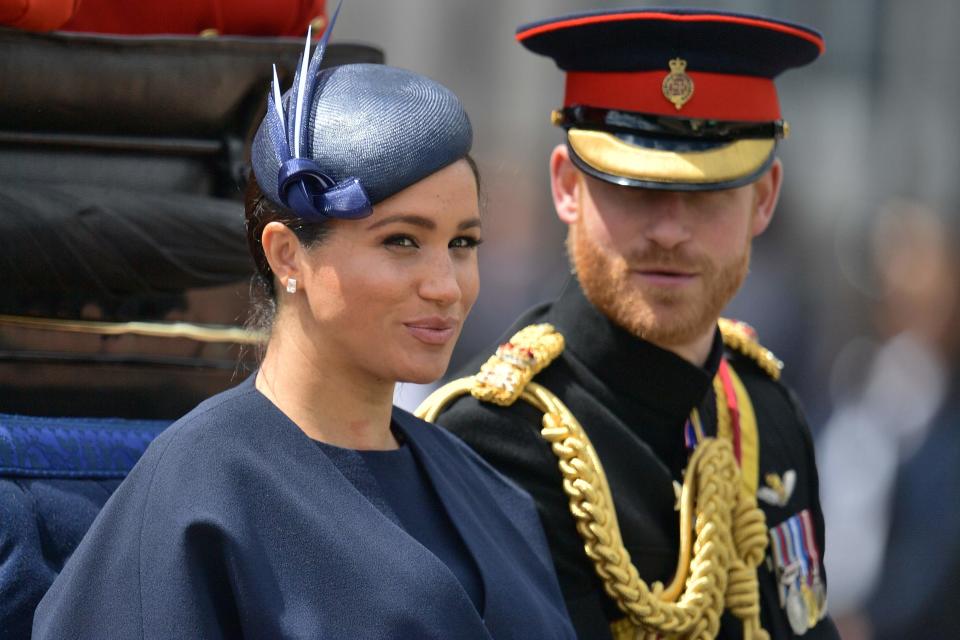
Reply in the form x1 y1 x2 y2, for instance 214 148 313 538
550 144 581 225
261 221 302 287
751 158 783 237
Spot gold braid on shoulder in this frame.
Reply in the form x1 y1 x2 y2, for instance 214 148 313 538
717 318 783 381
416 322 774 640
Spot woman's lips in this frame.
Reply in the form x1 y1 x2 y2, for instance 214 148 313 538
404 318 458 345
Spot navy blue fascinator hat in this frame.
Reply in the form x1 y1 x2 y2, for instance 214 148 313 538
251 5 473 222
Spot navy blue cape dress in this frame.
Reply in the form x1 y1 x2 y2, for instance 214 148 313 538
32 377 575 639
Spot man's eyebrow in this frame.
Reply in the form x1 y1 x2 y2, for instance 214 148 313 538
365 214 436 231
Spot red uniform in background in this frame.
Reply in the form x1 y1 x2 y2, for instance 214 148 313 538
0 0 326 36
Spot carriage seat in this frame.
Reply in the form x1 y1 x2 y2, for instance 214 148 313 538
0 414 169 639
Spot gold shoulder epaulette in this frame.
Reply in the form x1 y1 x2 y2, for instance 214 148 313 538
718 317 783 381
471 323 565 406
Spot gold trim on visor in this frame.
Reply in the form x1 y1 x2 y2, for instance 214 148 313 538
568 128 775 185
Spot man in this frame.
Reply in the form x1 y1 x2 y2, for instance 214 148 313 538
422 8 840 640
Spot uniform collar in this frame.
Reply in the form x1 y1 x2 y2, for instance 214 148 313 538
548 278 723 423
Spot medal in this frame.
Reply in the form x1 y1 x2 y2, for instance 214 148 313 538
770 509 829 634
779 561 800 587
799 509 829 621
813 578 828 620
786 583 809 635
801 583 819 628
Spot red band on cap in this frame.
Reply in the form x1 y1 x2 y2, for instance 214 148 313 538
565 70 781 121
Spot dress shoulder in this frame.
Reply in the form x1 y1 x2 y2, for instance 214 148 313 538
397 406 538 499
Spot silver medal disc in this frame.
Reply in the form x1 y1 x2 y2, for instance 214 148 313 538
813 579 828 620
786 583 809 635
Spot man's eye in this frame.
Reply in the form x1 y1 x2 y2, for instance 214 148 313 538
384 235 418 248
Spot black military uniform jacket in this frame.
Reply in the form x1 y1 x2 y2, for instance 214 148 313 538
439 280 839 639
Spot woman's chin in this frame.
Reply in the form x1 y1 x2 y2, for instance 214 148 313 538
394 361 450 386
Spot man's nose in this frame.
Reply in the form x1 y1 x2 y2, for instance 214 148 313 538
642 194 692 249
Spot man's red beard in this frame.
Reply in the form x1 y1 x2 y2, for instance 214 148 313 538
567 222 751 347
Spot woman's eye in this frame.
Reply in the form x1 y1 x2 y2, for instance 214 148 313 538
450 236 483 250
384 235 418 249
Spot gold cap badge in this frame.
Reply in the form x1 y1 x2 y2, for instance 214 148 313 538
662 58 694 110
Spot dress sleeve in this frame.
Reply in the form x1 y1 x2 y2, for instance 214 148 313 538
32 442 240 639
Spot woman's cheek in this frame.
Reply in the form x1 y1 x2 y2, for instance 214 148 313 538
458 261 481 311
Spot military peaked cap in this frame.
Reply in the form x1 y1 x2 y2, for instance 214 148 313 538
517 8 824 190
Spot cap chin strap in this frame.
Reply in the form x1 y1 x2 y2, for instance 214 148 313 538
416 322 770 640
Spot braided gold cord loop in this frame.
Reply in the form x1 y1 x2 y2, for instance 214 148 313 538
534 384 747 639
732 493 769 569
414 323 772 640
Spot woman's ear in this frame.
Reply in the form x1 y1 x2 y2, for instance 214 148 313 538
260 221 302 290
751 158 784 237
550 144 581 225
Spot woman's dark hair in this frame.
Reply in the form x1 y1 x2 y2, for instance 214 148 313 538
244 174 332 333
464 154 481 199
243 156 481 335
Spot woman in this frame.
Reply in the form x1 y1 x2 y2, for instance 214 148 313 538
32 16 575 640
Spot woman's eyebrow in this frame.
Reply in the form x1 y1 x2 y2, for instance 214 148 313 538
366 214 435 231
366 215 483 231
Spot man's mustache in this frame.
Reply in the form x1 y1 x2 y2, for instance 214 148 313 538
623 246 712 272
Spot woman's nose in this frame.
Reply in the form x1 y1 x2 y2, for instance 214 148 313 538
418 252 462 306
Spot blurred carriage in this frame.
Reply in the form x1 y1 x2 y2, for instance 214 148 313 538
0 23 381 637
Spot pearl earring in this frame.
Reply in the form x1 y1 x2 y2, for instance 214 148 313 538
286 277 297 294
